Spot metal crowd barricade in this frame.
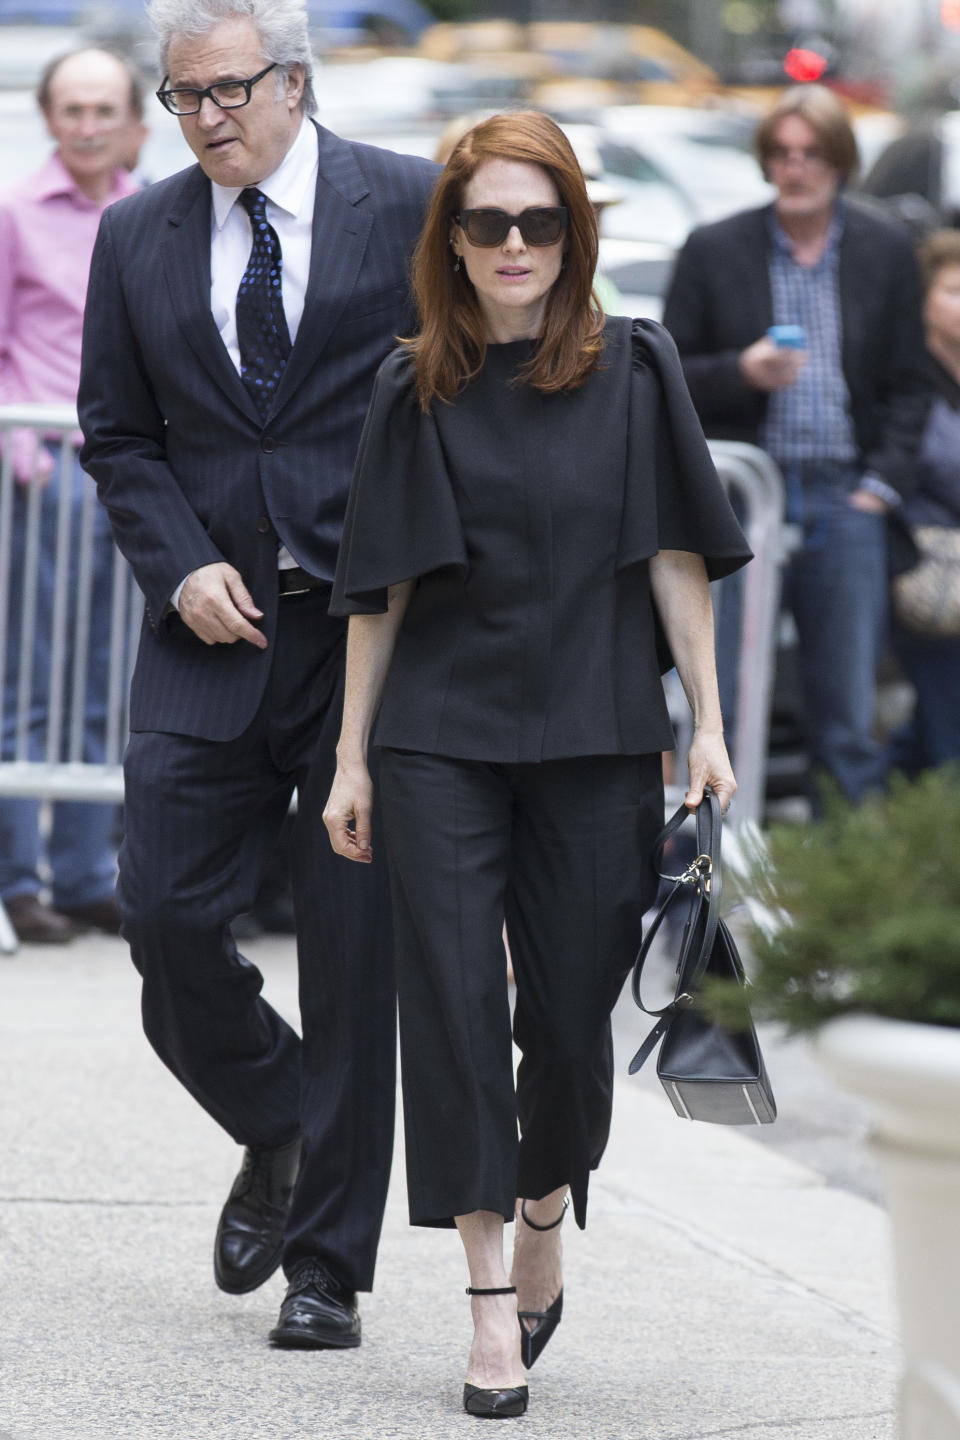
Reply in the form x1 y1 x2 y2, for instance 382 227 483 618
664 441 789 834
0 404 143 954
0 416 785 953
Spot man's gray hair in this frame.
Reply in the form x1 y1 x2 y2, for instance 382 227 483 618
146 0 317 114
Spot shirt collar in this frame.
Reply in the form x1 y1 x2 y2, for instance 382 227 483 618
27 150 140 208
768 197 845 266
211 116 318 230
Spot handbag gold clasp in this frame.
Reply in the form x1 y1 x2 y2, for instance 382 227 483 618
680 853 712 893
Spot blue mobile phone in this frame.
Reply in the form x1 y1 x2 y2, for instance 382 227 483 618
767 324 807 349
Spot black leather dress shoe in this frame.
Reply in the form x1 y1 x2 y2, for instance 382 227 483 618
213 1136 301 1295
268 1258 361 1349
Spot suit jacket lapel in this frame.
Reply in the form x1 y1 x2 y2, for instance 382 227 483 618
742 206 774 336
160 166 261 425
271 122 373 414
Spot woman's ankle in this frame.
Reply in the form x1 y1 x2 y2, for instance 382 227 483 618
517 1187 569 1230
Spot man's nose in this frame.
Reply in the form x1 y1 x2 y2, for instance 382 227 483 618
195 94 225 128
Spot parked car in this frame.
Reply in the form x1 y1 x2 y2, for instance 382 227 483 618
593 104 774 228
594 236 674 320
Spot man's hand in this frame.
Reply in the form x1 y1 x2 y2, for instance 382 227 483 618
847 488 889 515
10 428 55 486
178 562 267 648
738 336 806 392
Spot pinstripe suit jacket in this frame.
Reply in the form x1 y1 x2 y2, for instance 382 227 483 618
78 121 437 741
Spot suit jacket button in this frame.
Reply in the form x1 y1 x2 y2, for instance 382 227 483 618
257 516 272 534
261 435 277 454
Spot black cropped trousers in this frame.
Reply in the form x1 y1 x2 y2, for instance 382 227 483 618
378 747 663 1231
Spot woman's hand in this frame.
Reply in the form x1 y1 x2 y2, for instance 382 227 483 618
684 727 737 814
323 760 375 863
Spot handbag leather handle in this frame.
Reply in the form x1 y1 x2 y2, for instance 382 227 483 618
628 787 725 1075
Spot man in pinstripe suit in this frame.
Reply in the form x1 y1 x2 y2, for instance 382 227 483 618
78 0 437 1348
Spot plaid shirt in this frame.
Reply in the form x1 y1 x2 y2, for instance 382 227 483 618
760 204 857 466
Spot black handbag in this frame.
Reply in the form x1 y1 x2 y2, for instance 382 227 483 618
628 788 776 1126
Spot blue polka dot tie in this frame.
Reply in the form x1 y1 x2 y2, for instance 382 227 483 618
236 187 292 420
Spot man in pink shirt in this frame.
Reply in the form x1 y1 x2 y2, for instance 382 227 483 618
0 49 143 943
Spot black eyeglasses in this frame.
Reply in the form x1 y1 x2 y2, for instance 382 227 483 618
156 62 278 116
454 207 568 248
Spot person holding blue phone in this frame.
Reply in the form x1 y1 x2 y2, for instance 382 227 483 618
663 84 931 806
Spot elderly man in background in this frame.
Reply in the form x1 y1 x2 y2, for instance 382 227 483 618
79 0 437 1349
0 49 144 944
663 85 929 806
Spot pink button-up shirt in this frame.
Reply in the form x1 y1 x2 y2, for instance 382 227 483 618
0 151 139 408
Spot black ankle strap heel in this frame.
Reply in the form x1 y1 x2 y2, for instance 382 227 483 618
462 1285 528 1418
516 1195 568 1369
519 1194 569 1231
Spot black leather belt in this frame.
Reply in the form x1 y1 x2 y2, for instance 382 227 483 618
278 566 328 596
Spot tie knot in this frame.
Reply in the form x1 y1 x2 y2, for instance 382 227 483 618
238 187 267 222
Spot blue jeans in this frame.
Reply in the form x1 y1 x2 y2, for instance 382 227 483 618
0 451 119 907
782 462 889 806
892 632 960 772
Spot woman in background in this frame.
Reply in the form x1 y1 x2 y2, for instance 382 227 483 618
892 229 960 771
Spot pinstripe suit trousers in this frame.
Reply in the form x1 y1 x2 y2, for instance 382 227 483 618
118 589 395 1293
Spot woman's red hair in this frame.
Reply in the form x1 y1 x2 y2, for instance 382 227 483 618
402 111 605 411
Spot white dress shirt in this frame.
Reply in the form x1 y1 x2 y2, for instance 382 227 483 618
173 116 318 607
210 114 318 371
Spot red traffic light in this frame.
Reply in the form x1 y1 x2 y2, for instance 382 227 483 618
783 48 829 82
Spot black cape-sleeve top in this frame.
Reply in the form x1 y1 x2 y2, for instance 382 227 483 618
331 315 752 763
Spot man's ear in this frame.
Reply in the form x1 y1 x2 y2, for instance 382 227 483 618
286 63 306 109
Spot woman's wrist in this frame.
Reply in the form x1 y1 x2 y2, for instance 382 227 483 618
335 738 369 768
691 717 725 739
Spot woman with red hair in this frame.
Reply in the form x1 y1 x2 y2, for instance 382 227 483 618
325 111 750 1418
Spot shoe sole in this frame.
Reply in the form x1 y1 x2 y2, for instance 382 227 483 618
214 1249 284 1295
268 1328 362 1350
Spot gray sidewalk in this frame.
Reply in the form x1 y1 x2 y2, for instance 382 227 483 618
1 934 898 1440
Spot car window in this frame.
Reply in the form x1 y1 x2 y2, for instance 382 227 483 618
596 141 667 185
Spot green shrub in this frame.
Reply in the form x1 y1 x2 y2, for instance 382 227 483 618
704 768 960 1032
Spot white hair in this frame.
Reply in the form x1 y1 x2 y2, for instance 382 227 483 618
147 0 316 114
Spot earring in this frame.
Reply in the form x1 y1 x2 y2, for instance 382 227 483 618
454 255 461 273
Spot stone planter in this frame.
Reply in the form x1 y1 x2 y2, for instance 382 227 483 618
815 1014 960 1440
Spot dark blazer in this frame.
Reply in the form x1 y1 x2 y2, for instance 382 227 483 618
79 120 437 741
661 199 930 499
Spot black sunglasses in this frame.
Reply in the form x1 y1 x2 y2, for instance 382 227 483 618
454 207 568 248
156 62 278 116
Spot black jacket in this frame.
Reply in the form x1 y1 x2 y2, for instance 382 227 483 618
79 122 437 741
661 200 930 500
